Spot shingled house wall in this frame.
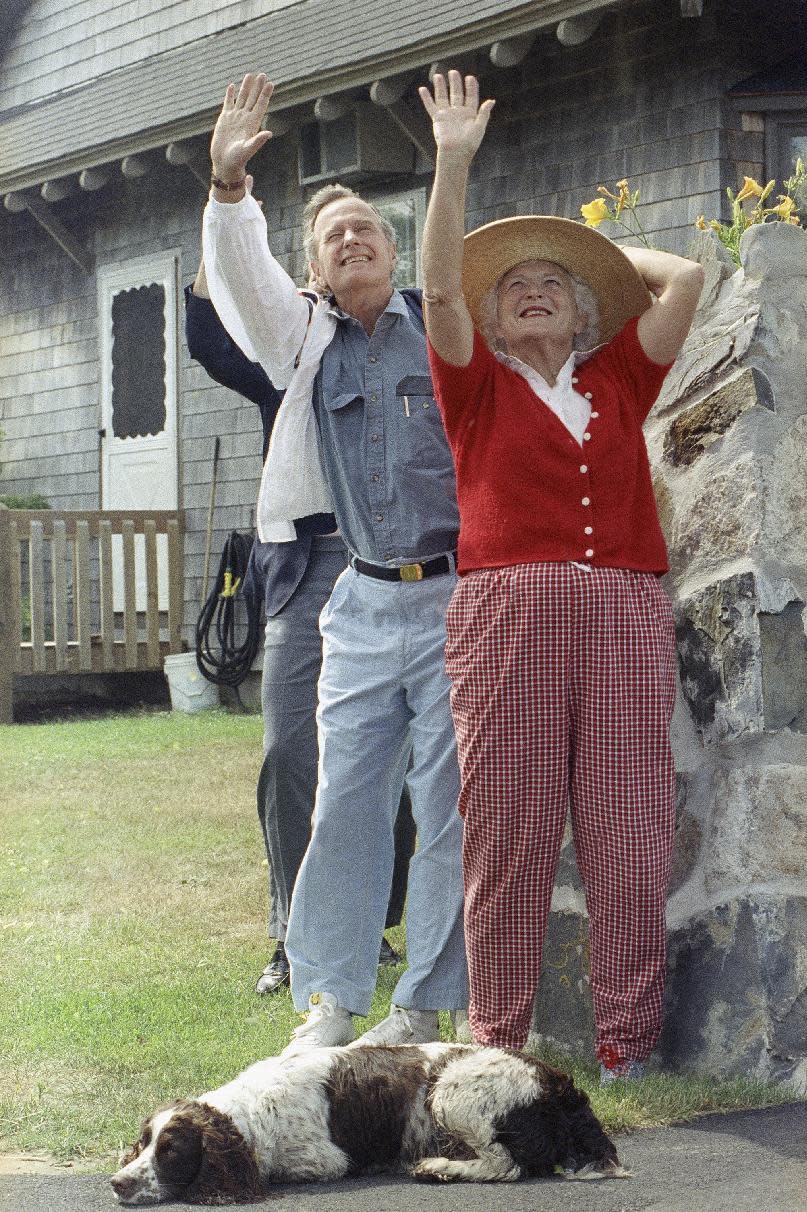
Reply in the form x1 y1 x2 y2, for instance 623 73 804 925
2 0 784 636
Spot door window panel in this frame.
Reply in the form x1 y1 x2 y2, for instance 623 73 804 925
110 283 167 439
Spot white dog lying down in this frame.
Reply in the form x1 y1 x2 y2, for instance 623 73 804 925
111 1042 628 1205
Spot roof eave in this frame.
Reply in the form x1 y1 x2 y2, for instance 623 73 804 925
0 0 619 195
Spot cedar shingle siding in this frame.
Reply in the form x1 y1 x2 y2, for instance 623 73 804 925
0 0 801 638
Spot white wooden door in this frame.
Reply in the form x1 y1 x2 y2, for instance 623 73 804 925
98 252 180 610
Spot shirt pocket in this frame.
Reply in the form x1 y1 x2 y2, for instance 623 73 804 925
318 390 366 463
396 375 447 467
323 390 363 416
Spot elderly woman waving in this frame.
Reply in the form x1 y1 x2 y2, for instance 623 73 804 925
419 71 704 1081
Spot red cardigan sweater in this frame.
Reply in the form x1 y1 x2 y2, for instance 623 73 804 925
428 317 672 576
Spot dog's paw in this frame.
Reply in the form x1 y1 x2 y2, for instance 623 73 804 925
562 1160 633 1181
411 1159 457 1183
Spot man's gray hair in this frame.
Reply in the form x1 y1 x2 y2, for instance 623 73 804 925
302 183 397 263
478 263 601 353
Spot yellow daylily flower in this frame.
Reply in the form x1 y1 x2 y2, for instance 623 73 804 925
734 175 764 203
581 197 609 226
772 195 796 219
613 179 631 217
695 215 708 230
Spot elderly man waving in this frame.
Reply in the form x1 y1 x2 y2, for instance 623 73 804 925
203 73 467 1050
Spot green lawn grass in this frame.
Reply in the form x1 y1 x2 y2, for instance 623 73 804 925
0 708 796 1168
0 708 405 1163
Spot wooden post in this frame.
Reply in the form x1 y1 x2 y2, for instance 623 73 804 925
99 518 114 669
144 519 159 668
0 508 16 723
167 516 184 653
75 520 92 670
121 519 137 669
8 515 21 675
52 519 68 672
29 520 46 673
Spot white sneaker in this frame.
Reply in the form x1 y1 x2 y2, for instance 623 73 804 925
283 992 354 1053
352 1004 440 1047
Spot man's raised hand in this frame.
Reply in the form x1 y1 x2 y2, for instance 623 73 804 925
418 71 495 165
211 73 275 183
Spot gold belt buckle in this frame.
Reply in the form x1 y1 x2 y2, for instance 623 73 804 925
400 563 424 582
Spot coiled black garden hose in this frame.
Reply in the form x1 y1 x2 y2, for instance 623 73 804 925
195 531 261 688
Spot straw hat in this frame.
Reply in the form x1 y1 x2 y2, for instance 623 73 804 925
462 216 651 346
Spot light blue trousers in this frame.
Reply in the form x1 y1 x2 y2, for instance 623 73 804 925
285 565 468 1016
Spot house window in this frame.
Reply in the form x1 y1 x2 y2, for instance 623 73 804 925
372 187 426 288
729 56 807 221
772 121 807 220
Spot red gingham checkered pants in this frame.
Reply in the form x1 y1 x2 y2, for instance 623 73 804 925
444 562 677 1058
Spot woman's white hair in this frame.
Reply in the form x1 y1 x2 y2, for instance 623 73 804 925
478 262 601 353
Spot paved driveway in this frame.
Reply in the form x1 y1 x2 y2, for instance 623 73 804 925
1 1102 804 1212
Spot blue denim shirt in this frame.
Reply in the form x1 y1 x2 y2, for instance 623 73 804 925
314 290 459 564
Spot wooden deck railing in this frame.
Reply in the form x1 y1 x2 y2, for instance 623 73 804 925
0 507 185 723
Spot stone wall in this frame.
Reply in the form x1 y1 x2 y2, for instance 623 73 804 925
533 222 807 1093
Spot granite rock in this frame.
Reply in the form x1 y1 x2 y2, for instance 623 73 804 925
654 267 757 416
666 452 763 586
759 600 807 731
765 414 807 575
554 821 584 893
674 572 764 744
740 221 807 285
704 763 807 892
531 910 594 1056
663 367 773 467
660 895 807 1091
669 772 703 894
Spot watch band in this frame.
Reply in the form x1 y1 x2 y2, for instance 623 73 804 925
211 174 246 192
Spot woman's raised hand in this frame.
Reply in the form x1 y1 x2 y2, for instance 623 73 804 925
211 73 275 182
418 71 495 165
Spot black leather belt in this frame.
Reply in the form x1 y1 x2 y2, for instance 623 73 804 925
350 553 456 582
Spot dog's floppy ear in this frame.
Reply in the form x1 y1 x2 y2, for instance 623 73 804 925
153 1103 208 1190
182 1102 263 1205
119 1099 186 1168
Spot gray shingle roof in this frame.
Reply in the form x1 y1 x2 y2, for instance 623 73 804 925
0 0 612 191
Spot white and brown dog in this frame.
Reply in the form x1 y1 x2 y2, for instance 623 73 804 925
111 1043 627 1205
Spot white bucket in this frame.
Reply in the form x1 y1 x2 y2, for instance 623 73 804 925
163 652 219 714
